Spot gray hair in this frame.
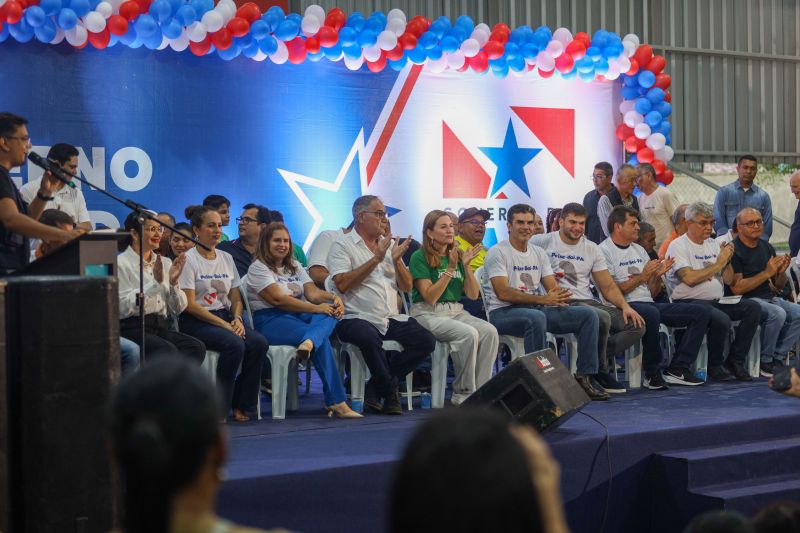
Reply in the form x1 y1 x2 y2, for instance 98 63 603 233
671 203 689 226
735 207 761 223
684 202 713 222
351 195 381 219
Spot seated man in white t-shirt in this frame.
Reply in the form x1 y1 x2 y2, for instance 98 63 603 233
483 204 608 400
306 222 353 289
665 202 761 381
600 206 711 389
531 203 645 395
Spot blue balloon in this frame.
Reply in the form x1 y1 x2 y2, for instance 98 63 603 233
218 44 241 60
258 35 277 55
56 8 78 30
521 43 538 59
586 46 602 59
150 0 172 23
134 14 157 37
343 44 361 60
142 27 163 49
628 155 639 166
508 55 525 72
194 0 213 16
235 34 253 49
623 75 639 87
591 29 609 48
69 0 90 18
274 19 299 41
645 111 663 127
363 17 383 33
561 68 578 80
286 13 302 27
263 11 281 32
119 25 137 45
9 19 35 42
388 56 408 71
576 57 594 73
489 56 507 72
162 18 182 39
621 86 641 100
535 25 552 41
419 31 438 50
665 133 671 144
34 17 57 42
660 121 672 135
175 5 196 26
603 45 623 59
242 41 260 59
531 31 549 49
338 27 357 47
493 63 509 78
594 59 609 75
635 98 653 115
638 70 656 88
441 36 459 53
407 45 427 64
40 0 62 17
504 42 519 59
508 28 526 44
579 70 595 82
345 13 365 32
455 15 474 34
356 29 377 48
249 20 269 41
307 50 325 62
265 5 285 18
646 87 665 104
429 20 447 39
427 45 443 60
655 101 672 117
0 24 8 43
108 33 119 46
25 6 46 27
322 42 342 60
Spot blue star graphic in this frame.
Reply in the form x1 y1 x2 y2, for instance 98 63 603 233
479 120 542 197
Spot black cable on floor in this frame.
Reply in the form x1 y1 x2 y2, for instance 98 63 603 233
580 410 612 533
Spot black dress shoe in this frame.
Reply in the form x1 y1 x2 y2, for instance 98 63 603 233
707 365 735 381
382 389 403 415
364 379 383 413
575 375 610 401
724 360 753 382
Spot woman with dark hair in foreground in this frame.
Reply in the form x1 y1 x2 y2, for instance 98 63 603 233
389 408 568 533
109 359 287 533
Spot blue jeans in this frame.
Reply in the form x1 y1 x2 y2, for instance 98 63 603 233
253 308 346 406
751 297 800 362
119 337 140 376
489 304 600 375
630 301 711 376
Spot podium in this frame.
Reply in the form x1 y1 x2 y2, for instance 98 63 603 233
17 232 127 277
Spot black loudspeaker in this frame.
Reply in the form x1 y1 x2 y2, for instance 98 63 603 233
1 276 120 533
462 349 591 432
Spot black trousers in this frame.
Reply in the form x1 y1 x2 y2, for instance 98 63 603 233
680 298 761 367
120 317 206 365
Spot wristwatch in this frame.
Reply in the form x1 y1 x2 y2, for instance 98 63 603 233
37 191 54 201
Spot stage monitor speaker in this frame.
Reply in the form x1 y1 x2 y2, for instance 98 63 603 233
1 275 120 533
462 349 590 432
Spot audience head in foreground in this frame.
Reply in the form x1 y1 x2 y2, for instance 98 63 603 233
389 408 567 533
109 359 281 533
683 510 754 533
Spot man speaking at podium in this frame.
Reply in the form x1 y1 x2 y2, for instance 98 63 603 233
0 112 82 275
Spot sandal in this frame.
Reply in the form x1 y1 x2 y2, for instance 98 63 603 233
232 409 250 422
296 339 314 362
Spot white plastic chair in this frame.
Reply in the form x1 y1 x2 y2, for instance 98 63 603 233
338 340 413 410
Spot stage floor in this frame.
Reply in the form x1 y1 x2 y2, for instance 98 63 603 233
218 374 800 533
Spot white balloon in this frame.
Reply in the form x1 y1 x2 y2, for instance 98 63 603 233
95 2 112 18
187 22 207 42
301 14 320 35
662 145 675 162
270 39 289 64
619 100 636 115
471 28 489 46
623 40 636 58
646 133 667 150
474 23 490 34
524 55 537 65
634 123 651 139
107 0 123 13
363 45 381 62
386 18 405 36
253 50 267 62
304 4 325 23
170 31 189 51
616 55 631 73
376 30 397 51
426 55 448 74
65 25 88 46
552 27 572 45
535 51 555 71
201 11 223 32
157 35 169 49
83 11 106 33
447 49 465 69
216 3 234 23
624 110 644 127
387 8 406 23
544 39 563 58
50 27 65 44
622 33 640 49
460 38 479 57
344 55 364 70
605 70 621 81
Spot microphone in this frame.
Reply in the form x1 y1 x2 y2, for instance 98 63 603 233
27 152 77 189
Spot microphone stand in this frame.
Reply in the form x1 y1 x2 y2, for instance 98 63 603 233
27 153 208 366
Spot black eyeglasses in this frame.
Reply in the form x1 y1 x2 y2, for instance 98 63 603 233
739 219 763 228
236 216 258 225
462 220 486 226
363 210 388 219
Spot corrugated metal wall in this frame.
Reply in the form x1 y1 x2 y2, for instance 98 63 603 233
290 0 800 164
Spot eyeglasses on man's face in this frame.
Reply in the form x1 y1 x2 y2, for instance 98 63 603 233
463 219 486 227
236 216 258 225
364 210 388 219
739 219 763 228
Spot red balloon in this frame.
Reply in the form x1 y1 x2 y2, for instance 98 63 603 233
189 34 211 56
633 44 653 69
324 11 345 30
654 73 671 90
0 20 4 33
468 51 488 73
286 37 307 64
492 23 510 33
637 147 655 163
88 27 110 49
118 0 140 21
305 36 320 54
107 14 128 35
386 43 404 61
626 58 639 75
573 31 591 47
538 67 554 79
660 169 674 185
398 32 417 50
317 25 338 47
3 1 22 24
483 40 504 60
366 53 387 73
226 17 249 38
138 0 151 13
554 53 574 73
489 29 509 44
235 2 261 23
647 54 666 74
565 39 586 60
616 123 634 141
652 159 666 175
664 91 672 103
624 135 639 153
405 20 425 37
211 28 232 50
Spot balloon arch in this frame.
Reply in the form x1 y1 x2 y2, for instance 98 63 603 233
0 1 675 184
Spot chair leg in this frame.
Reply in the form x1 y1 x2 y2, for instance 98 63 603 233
347 346 368 409
625 343 642 389
431 343 449 408
269 352 291 420
405 372 413 411
288 362 300 411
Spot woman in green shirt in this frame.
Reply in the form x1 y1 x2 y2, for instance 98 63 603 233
408 210 500 405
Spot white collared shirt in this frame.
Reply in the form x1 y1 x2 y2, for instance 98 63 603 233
20 178 91 224
328 231 408 334
117 246 187 319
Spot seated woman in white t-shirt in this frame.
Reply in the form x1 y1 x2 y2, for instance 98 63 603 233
246 223 361 419
178 206 268 422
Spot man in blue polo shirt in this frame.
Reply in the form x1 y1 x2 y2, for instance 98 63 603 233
713 155 772 241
